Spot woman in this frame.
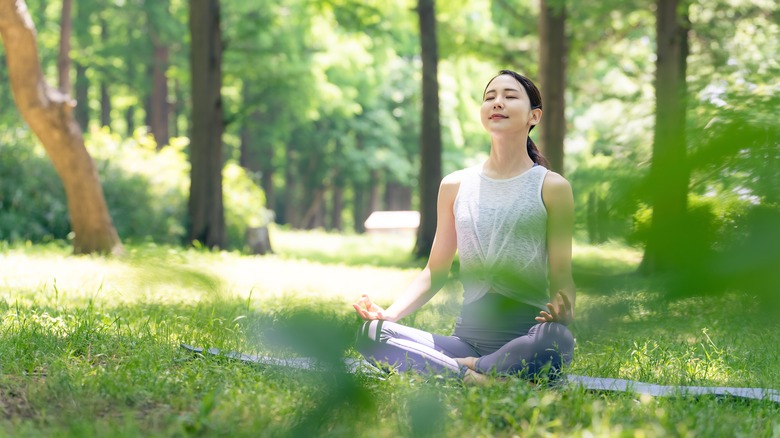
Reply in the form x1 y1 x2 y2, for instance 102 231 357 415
353 70 575 383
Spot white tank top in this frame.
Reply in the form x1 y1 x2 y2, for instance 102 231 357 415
453 164 550 310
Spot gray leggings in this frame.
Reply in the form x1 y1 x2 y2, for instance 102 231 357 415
355 319 574 380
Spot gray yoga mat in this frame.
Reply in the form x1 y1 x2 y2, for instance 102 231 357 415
180 344 780 403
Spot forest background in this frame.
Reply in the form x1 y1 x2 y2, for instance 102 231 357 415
2 0 778 297
1 0 780 436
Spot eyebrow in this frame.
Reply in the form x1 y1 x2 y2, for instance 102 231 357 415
484 88 522 95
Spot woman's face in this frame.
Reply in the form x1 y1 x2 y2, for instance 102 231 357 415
480 74 540 135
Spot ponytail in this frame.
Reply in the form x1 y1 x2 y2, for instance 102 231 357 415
526 137 549 167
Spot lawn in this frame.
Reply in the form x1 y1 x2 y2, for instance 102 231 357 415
1 229 778 437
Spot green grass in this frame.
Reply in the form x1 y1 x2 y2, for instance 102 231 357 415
1 229 779 437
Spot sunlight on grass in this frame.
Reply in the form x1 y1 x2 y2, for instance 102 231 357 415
2 232 779 436
0 228 422 311
572 240 642 275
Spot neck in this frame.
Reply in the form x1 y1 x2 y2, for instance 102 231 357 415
483 133 535 179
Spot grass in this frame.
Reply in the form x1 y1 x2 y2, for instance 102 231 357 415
1 228 779 437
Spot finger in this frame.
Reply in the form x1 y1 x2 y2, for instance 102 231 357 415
353 304 370 320
559 291 571 307
546 303 558 319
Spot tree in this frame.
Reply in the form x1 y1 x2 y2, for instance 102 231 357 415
187 0 225 248
57 0 72 94
538 0 566 174
414 0 442 258
0 0 123 255
146 0 172 148
639 0 691 274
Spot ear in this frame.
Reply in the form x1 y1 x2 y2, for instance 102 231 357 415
529 108 542 126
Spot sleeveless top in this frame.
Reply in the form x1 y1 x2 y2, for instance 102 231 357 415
453 164 550 310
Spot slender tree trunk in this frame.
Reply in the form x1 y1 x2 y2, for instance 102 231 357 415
414 0 442 258
187 0 225 248
538 0 566 174
639 0 690 274
124 26 136 136
369 169 381 213
385 181 410 211
282 142 297 226
150 40 169 148
0 0 122 255
353 181 367 233
99 18 111 129
74 63 88 129
239 82 254 169
171 79 182 138
57 0 71 94
331 178 344 231
100 82 111 128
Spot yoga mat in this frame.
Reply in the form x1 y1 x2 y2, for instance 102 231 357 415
180 344 780 403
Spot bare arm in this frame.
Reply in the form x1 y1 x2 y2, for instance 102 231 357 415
354 172 460 322
536 172 576 325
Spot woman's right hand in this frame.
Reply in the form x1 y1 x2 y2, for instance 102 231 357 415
353 294 387 321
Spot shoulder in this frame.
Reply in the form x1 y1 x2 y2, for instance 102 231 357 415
439 169 468 202
442 168 467 185
541 171 574 208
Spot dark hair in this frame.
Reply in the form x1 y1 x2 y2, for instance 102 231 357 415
484 69 548 167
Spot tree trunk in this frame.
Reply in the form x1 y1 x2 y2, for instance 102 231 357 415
0 0 122 255
385 182 413 211
538 0 566 174
369 169 382 213
281 141 297 226
74 63 88 129
150 40 169 148
100 82 111 129
171 79 182 138
414 0 442 258
187 0 225 249
331 179 344 231
639 0 690 274
353 180 367 233
99 18 111 129
124 26 136 136
57 0 71 94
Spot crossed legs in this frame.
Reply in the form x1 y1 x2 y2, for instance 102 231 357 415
356 319 574 381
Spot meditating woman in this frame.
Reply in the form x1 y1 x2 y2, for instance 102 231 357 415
353 70 575 383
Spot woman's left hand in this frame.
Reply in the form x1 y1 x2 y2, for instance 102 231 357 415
535 291 574 326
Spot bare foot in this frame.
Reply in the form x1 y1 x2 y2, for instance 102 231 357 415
454 357 478 370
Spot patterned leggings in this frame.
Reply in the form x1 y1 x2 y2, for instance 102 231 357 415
355 319 574 380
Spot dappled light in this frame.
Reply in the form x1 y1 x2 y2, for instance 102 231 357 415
2 0 779 435
3 231 780 435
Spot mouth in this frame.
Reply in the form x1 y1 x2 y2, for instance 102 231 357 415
489 114 508 120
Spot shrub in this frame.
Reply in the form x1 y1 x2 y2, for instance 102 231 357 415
0 129 70 242
1 127 271 249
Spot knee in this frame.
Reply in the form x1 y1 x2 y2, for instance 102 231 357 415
536 322 574 361
356 320 380 343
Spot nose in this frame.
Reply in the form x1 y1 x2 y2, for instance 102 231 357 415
492 98 504 109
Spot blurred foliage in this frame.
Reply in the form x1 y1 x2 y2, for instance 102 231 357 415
1 129 271 250
89 129 189 245
0 130 70 242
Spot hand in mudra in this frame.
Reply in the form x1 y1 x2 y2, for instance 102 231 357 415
353 294 386 321
535 291 574 326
